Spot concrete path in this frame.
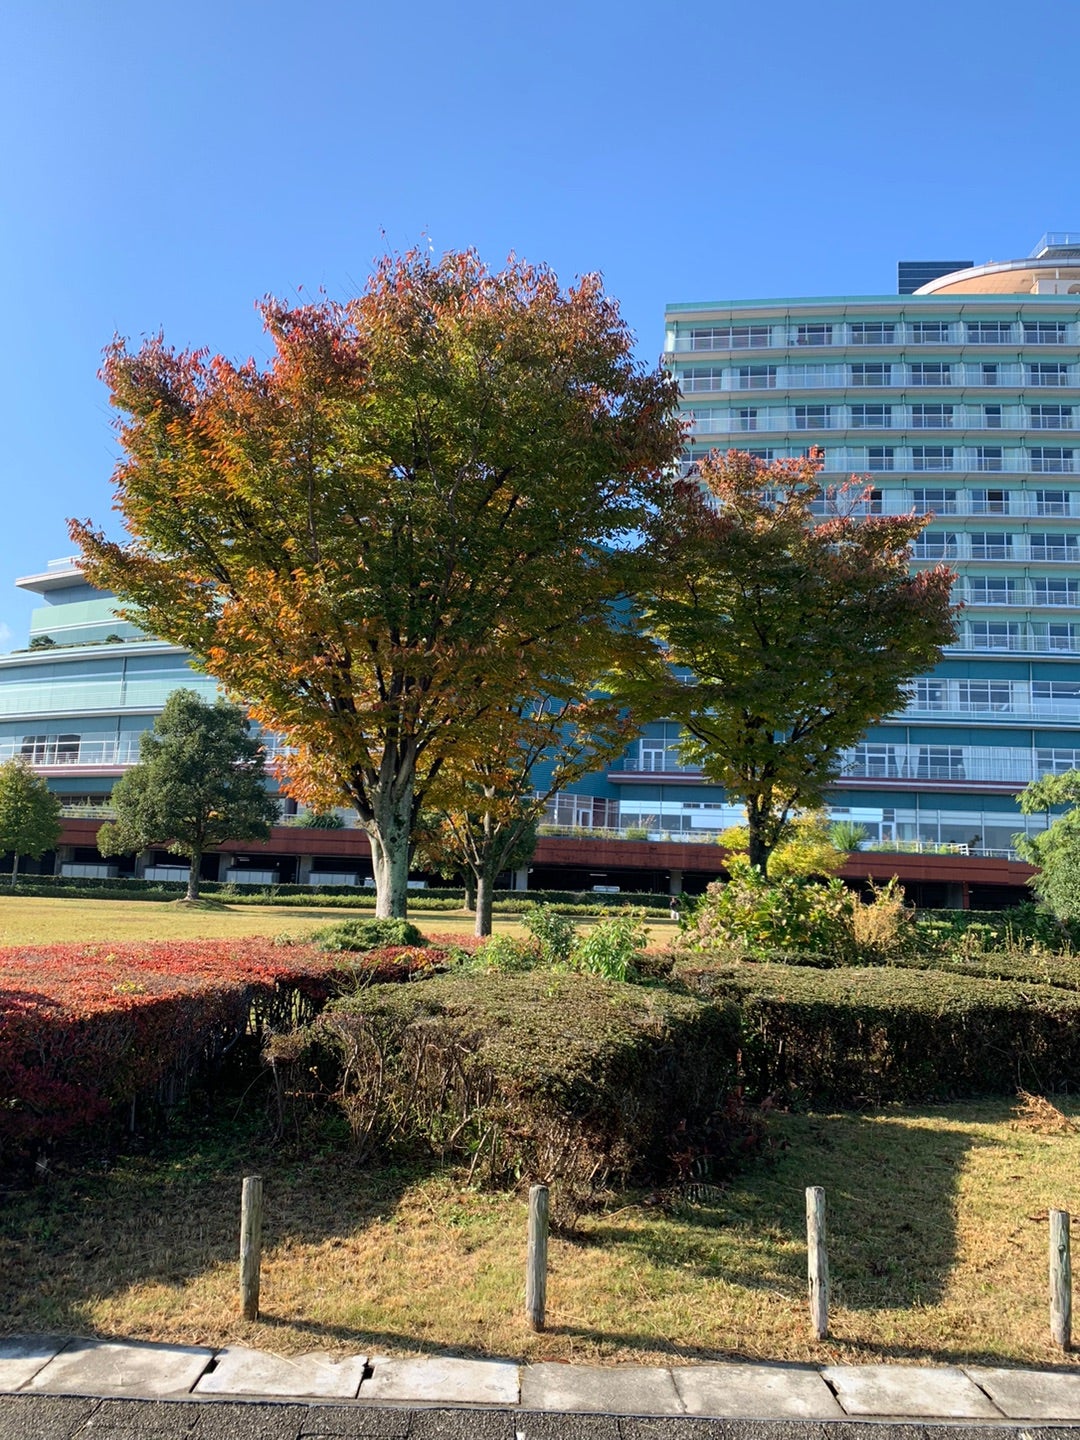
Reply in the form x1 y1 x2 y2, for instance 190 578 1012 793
3 1334 1080 1433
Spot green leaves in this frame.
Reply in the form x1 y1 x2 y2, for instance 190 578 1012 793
0 758 62 883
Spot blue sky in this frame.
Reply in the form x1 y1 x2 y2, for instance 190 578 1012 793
2 0 1078 644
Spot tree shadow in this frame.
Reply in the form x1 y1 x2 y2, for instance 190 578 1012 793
570 1102 1007 1312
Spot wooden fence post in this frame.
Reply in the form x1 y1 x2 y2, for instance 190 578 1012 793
525 1184 549 1332
240 1175 264 1321
1050 1208 1071 1350
806 1185 828 1341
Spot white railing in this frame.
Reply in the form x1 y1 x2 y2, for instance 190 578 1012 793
676 363 1080 392
673 322 1080 354
0 736 146 766
684 407 1076 434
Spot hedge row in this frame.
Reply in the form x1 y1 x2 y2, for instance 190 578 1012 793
678 960 1080 1104
295 971 748 1207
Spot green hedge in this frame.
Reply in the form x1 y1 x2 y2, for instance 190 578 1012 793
678 960 1080 1104
301 971 745 1205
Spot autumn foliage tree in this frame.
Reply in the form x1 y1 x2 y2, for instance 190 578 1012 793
72 250 682 917
0 758 62 886
416 688 636 936
640 450 958 875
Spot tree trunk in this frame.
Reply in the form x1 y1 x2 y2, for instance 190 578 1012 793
746 804 771 877
474 863 497 937
463 875 476 912
187 848 202 902
367 780 414 918
10 853 18 888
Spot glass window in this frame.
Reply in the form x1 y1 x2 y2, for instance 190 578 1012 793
973 446 1004 471
849 362 890 386
967 576 1018 603
1044 622 1079 651
867 446 894 471
1024 321 1069 344
1028 362 1070 386
967 620 1020 650
850 404 891 427
982 363 999 385
687 325 771 350
1033 489 1072 515
966 320 1015 343
909 363 952 386
737 408 758 431
983 404 1003 427
848 743 899 777
971 488 1011 513
909 321 952 343
1029 533 1079 560
969 532 1013 559
956 681 1012 711
1030 405 1074 429
736 365 777 389
913 679 946 708
794 323 831 346
1033 681 1080 709
792 404 829 429
1031 447 1075 473
849 322 896 345
1031 577 1080 605
912 530 959 558
680 367 725 393
1036 749 1080 775
911 446 954 471
912 487 958 512
917 746 966 778
910 404 954 428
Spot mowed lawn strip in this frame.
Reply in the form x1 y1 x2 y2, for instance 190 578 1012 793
0 896 679 945
3 1100 1078 1367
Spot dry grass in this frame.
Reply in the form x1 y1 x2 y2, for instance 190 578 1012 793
0 896 680 946
3 1098 1079 1368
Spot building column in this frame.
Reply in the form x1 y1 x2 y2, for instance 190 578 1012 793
944 881 966 911
295 854 314 886
513 866 529 892
668 867 683 895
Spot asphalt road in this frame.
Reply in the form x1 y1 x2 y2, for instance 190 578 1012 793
3 1399 1080 1440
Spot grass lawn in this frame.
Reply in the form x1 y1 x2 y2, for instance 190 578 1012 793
2 1097 1077 1368
0 895 679 946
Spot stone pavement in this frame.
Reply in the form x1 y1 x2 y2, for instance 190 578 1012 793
4 1335 1080 1435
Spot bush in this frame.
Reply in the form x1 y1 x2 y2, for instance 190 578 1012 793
466 934 543 973
679 869 858 963
677 959 1080 1105
307 917 424 952
522 905 576 964
571 910 650 981
312 971 744 1211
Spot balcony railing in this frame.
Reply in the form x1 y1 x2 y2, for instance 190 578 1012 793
684 408 1077 435
0 737 145 766
676 363 1080 392
672 322 1080 354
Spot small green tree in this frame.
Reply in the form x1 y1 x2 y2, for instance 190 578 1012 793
0 758 62 886
97 690 278 901
1016 769 1080 920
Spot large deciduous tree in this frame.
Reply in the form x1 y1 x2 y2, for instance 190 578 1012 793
96 690 278 901
72 249 682 917
0 758 62 886
640 450 958 875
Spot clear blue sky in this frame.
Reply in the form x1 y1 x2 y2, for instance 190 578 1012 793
2 0 1078 645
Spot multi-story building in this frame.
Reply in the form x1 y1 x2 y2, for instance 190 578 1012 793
6 238 1076 905
649 234 1080 869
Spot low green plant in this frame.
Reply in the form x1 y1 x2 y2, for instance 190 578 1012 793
522 904 577 964
829 819 869 853
466 934 541 972
680 865 858 963
571 909 649 981
307 917 424 952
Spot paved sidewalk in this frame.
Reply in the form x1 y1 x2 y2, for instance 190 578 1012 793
4 1335 1080 1431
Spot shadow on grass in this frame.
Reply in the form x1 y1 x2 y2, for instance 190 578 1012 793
570 1102 1007 1313
0 1083 429 1339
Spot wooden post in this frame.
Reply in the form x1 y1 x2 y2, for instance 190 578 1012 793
806 1185 828 1341
1050 1208 1071 1350
525 1184 549 1332
240 1175 263 1321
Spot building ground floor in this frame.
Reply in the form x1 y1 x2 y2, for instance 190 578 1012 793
7 817 1038 911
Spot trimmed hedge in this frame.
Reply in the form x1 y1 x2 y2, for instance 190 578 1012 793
678 960 1080 1105
5 875 670 915
304 971 745 1204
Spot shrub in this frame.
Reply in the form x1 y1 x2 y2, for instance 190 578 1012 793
522 905 577 964
571 909 650 981
307 917 424 951
677 959 1080 1105
313 971 744 1211
679 869 858 963
464 934 542 972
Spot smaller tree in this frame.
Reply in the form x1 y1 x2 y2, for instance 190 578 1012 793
0 758 62 886
641 450 958 875
1016 770 1080 920
97 690 278 901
